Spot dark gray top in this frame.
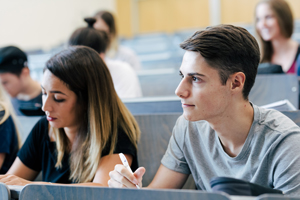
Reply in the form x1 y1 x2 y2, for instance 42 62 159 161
11 92 43 116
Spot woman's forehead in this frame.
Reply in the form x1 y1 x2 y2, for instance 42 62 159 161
42 70 71 93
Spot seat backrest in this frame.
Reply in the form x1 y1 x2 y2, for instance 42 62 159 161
281 110 300 127
124 96 182 114
249 74 298 108
17 116 42 144
19 185 230 200
257 194 300 200
138 70 180 97
134 113 194 189
0 183 10 200
134 113 181 187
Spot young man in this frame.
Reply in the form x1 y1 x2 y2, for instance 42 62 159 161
0 46 43 116
108 25 300 195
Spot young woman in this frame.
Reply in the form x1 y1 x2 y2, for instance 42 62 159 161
0 83 20 174
255 0 300 73
93 10 141 70
0 46 140 186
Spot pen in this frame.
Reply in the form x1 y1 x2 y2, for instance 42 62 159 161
118 153 140 189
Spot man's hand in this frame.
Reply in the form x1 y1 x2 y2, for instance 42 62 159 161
108 164 146 188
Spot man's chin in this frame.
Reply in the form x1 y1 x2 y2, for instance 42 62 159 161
9 94 18 98
183 113 201 122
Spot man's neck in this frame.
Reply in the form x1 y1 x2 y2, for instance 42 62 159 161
17 78 41 101
208 101 254 157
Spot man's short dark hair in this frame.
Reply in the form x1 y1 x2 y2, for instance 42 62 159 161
0 46 27 76
180 24 260 100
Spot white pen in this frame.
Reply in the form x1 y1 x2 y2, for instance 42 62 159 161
119 153 140 189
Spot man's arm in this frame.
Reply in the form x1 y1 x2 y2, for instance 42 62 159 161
147 164 189 189
108 164 189 189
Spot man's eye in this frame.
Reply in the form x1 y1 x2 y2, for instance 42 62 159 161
192 76 201 82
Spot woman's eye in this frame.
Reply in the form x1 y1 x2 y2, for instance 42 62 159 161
266 15 273 19
54 99 65 103
179 73 184 79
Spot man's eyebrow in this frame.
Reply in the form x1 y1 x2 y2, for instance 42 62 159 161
187 72 205 77
41 85 67 96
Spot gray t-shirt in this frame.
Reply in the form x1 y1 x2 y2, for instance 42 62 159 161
161 104 300 196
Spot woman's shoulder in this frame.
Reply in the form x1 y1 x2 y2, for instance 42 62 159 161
35 116 48 131
29 116 49 139
0 102 9 125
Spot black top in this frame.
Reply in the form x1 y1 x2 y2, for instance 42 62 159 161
18 116 138 183
11 92 44 116
0 111 19 174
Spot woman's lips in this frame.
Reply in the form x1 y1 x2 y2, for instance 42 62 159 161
47 116 57 121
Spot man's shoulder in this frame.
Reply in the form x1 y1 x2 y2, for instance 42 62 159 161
12 91 42 103
255 105 300 135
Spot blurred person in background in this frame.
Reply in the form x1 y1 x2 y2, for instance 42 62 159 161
0 83 20 174
93 10 141 71
255 0 300 73
69 18 142 99
0 46 43 116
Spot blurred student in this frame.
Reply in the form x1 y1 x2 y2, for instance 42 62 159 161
0 46 140 185
69 18 142 99
0 46 43 116
93 10 141 71
255 0 300 73
108 25 300 196
0 83 20 174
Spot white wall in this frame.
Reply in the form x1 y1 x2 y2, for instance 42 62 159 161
0 0 115 51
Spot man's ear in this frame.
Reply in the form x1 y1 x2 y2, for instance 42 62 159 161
99 53 105 60
230 72 246 91
20 67 30 77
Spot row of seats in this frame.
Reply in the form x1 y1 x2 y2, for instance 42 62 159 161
30 69 300 108
15 104 300 188
3 108 300 199
4 182 299 200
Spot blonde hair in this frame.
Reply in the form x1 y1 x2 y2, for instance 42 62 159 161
255 0 294 62
0 83 21 148
45 46 140 183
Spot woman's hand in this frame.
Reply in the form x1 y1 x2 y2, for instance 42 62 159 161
0 174 32 186
108 164 145 188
